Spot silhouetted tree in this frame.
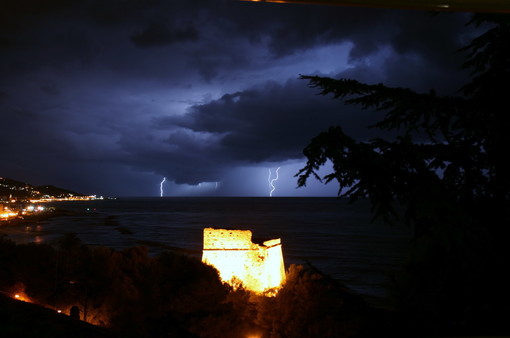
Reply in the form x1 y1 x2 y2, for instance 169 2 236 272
297 14 510 335
70 305 81 320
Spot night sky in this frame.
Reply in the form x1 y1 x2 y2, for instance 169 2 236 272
0 1 481 197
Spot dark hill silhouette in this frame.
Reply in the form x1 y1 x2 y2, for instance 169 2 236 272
35 184 84 198
0 293 115 338
0 177 84 200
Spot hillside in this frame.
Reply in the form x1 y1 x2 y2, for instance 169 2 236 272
0 294 115 338
0 177 84 200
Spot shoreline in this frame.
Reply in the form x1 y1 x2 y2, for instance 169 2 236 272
0 208 86 242
1 210 393 310
1 203 401 310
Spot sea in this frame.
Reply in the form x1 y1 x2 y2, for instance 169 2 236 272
6 197 412 303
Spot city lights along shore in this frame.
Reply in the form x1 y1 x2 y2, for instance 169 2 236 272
1 176 102 221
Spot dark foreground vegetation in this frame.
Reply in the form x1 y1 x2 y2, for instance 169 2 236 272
0 292 114 338
0 234 412 338
297 13 510 337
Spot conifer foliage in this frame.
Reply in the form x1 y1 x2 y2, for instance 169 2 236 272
297 14 510 335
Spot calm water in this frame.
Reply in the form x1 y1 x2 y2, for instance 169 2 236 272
7 197 411 300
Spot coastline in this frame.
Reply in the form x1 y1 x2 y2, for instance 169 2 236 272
0 234 408 337
0 209 83 242
1 198 410 307
1 206 395 310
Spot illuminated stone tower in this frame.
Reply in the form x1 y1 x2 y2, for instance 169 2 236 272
202 228 285 293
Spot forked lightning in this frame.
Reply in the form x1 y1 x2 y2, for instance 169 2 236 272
268 167 280 197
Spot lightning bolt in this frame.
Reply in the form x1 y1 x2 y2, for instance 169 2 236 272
268 167 280 197
160 177 166 197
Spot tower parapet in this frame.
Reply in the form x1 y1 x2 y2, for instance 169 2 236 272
202 228 285 294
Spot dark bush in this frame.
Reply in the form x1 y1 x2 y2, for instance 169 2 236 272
0 235 378 337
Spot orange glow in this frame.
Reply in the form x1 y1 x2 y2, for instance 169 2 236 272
202 228 285 294
0 209 17 219
13 292 31 303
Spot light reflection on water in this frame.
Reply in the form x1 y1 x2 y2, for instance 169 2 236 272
3 197 411 300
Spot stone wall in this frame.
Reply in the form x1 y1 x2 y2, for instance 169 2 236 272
202 228 285 293
203 228 254 250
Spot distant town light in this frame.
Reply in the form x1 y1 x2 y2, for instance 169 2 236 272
0 210 17 219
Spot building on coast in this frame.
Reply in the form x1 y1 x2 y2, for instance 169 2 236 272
202 227 285 294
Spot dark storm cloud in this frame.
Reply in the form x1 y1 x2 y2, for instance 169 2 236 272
114 127 228 186
1 1 473 88
130 23 199 47
0 0 478 196
155 79 387 166
1 1 471 74
40 83 60 96
83 78 383 187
